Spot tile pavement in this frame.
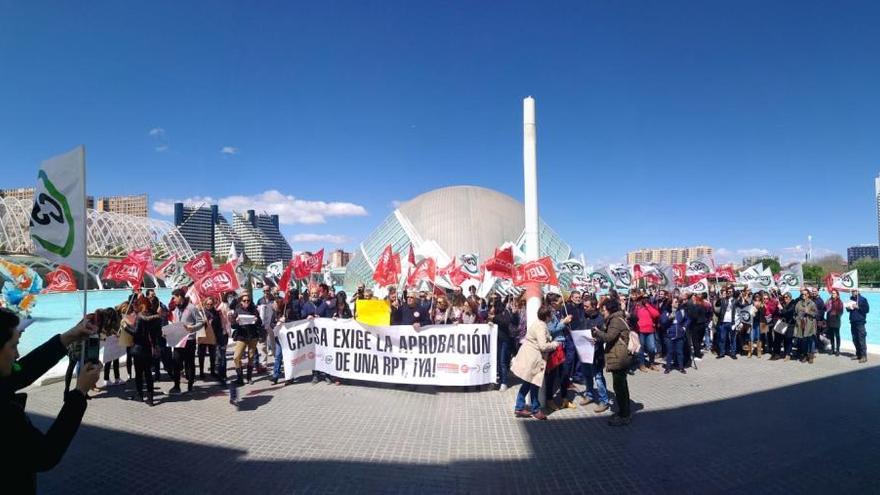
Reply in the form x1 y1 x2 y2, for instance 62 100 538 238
23 351 880 494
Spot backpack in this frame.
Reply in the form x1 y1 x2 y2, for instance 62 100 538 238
617 316 641 355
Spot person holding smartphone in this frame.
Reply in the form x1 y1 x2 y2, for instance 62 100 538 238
0 308 101 493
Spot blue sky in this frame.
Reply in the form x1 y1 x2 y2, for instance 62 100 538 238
2 1 879 265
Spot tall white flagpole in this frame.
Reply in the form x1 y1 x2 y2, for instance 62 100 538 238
523 97 540 326
80 146 89 365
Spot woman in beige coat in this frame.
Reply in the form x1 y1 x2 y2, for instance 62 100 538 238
510 305 559 420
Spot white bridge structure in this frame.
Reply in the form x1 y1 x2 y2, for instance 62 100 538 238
0 196 195 288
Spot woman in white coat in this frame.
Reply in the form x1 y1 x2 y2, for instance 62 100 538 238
510 305 559 420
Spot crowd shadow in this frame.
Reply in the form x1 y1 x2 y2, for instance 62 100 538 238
31 366 880 494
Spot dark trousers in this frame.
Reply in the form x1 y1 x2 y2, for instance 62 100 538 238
198 344 216 376
103 359 120 381
686 325 704 358
611 370 630 418
497 337 512 386
827 326 841 353
851 322 867 358
133 352 154 400
173 340 196 388
153 340 173 380
665 337 685 370
125 346 133 377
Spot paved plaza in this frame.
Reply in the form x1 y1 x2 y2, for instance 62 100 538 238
25 351 880 494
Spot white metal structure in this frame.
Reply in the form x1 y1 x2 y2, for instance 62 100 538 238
0 196 194 260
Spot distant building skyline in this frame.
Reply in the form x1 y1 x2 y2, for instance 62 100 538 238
742 254 779 267
847 244 878 265
626 246 714 266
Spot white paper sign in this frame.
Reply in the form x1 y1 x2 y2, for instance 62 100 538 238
101 335 126 362
162 322 191 348
570 330 596 364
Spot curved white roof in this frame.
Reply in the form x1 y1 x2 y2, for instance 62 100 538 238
397 185 525 260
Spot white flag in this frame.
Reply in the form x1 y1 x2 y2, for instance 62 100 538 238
831 270 859 292
30 147 86 268
748 267 776 291
775 264 804 293
682 277 709 294
737 263 763 284
686 257 715 277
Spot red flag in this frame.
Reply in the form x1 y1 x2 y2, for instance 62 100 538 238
824 273 839 293
372 245 400 287
44 265 77 292
438 258 456 277
407 245 416 266
407 257 437 287
155 255 178 280
672 264 687 285
184 251 214 282
106 259 147 289
714 264 736 282
293 249 324 280
513 257 558 287
278 263 293 293
485 246 515 278
195 262 240 297
124 247 155 275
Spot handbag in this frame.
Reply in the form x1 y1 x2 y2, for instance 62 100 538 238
773 320 787 335
618 317 640 355
197 321 216 345
547 345 565 370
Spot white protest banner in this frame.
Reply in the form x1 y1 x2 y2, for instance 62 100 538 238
277 318 497 386
831 269 859 292
101 335 126 363
30 146 87 269
570 330 595 364
162 322 191 348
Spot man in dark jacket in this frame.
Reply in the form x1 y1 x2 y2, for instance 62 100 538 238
0 309 101 494
577 297 609 413
847 289 869 363
487 297 515 390
392 292 431 327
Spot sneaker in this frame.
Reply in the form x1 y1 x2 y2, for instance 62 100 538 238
532 411 548 420
694 357 702 362
663 368 671 374
270 376 279 385
730 354 737 360
716 355 725 360
168 386 181 395
594 403 610 413
514 409 531 418
499 384 508 392
608 415 631 426
578 396 594 406
678 368 686 374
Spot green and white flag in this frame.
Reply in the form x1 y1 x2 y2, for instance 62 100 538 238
775 263 804 293
831 269 858 291
748 266 776 291
30 146 86 269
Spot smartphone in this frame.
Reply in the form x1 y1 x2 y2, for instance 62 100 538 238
85 335 101 364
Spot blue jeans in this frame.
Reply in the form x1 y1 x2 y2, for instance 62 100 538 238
800 336 816 356
515 382 540 411
215 344 227 382
497 337 512 385
638 333 656 366
665 337 685 369
580 362 609 405
273 337 284 379
718 322 735 356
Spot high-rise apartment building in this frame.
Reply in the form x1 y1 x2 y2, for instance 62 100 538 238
847 245 879 265
96 194 148 217
174 203 218 254
330 249 351 268
626 246 714 265
1 187 94 208
232 210 292 266
741 254 778 267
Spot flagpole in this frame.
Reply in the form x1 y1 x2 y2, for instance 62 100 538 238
80 146 89 365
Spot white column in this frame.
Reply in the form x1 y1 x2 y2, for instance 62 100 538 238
523 97 540 326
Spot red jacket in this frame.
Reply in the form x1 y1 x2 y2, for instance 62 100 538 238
635 303 660 333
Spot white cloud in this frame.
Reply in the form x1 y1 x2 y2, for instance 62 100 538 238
713 247 736 264
152 196 215 216
220 146 238 155
152 190 367 225
148 127 165 137
290 233 350 244
736 248 771 257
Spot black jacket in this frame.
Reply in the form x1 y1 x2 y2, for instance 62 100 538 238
0 335 88 494
393 304 431 326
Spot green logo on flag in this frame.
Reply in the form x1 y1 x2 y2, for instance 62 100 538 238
30 170 75 257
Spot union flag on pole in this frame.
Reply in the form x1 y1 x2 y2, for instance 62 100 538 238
672 264 687 285
195 261 240 297
184 251 214 282
714 264 736 282
513 257 558 287
406 257 437 287
372 245 401 287
124 247 155 275
104 259 147 289
155 255 178 280
43 265 77 292
278 263 294 293
293 249 324 280
485 246 515 279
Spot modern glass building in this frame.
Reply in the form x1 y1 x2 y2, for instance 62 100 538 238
232 210 293 266
343 185 572 292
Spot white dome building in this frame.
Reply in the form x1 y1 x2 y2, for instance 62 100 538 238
343 185 572 291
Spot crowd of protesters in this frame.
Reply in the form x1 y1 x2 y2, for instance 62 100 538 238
57 280 870 429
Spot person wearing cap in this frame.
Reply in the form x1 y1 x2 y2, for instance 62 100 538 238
0 308 101 493
847 288 869 363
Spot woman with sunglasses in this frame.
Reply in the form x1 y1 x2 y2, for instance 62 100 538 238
231 294 262 385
